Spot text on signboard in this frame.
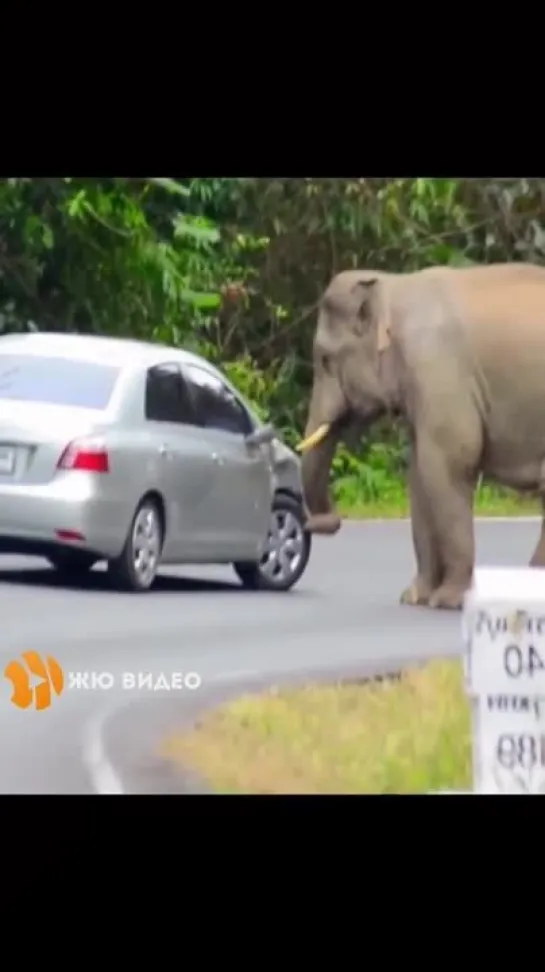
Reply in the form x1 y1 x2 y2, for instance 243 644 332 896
502 644 545 679
496 734 545 771
486 695 543 715
475 611 545 640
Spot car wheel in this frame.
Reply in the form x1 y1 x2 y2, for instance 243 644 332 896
234 493 311 592
107 496 163 592
48 550 97 576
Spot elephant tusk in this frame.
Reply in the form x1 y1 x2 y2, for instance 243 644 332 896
296 423 331 454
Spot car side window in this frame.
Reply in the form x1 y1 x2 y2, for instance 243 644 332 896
145 363 196 425
184 365 254 436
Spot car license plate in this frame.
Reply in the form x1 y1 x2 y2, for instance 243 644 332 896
0 447 15 474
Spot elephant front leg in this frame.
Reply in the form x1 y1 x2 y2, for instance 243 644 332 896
414 436 476 611
400 455 443 606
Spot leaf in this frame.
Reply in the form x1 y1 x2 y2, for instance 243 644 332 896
180 289 221 310
148 177 190 197
66 189 88 219
173 215 220 244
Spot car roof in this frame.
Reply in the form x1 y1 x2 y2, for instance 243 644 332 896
0 331 223 377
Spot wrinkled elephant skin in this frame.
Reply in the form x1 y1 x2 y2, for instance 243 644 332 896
299 262 545 610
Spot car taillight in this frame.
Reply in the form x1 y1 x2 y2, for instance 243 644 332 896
57 439 110 473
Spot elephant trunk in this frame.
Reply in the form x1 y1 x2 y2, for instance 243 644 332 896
300 419 342 535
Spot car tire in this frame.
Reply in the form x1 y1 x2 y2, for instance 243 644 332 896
107 496 164 592
233 493 311 592
48 550 97 577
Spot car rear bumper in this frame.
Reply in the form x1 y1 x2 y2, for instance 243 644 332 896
0 475 130 559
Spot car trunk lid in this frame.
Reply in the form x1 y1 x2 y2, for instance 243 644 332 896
0 401 109 485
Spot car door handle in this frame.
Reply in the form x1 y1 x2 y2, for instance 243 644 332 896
212 452 225 465
158 444 170 457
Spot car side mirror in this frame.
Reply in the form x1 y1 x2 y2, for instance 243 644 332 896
245 424 276 448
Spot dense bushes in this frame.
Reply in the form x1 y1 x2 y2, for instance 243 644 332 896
0 177 542 513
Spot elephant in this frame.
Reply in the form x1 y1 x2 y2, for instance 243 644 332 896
297 262 545 610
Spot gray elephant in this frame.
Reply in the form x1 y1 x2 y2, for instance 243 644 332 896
298 263 545 610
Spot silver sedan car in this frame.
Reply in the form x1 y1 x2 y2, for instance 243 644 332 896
0 332 312 592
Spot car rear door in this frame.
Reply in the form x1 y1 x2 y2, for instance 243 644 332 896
144 362 230 560
181 363 273 561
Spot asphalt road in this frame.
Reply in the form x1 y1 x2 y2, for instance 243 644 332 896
0 517 539 794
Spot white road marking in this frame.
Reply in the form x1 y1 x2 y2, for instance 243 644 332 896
81 671 264 795
81 706 125 795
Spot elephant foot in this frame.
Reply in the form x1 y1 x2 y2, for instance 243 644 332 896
427 584 467 611
399 577 433 607
304 512 342 535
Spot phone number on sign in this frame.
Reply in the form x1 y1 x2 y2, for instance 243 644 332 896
496 733 545 771
503 644 545 679
468 635 545 695
474 688 545 793
487 732 545 793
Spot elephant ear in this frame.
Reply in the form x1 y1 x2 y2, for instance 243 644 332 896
353 277 391 353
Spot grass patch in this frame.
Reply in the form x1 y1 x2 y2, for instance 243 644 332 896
337 482 540 520
162 660 473 794
330 441 541 519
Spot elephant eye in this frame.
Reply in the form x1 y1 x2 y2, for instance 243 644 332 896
321 354 330 372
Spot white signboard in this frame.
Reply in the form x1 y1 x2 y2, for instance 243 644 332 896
461 568 545 794
464 568 545 696
472 693 545 794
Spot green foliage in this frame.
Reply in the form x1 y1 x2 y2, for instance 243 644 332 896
0 177 225 337
0 177 544 514
332 441 407 508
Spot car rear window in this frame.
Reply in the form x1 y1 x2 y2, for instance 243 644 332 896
0 354 120 409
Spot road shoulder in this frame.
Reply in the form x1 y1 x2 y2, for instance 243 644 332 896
90 658 422 794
